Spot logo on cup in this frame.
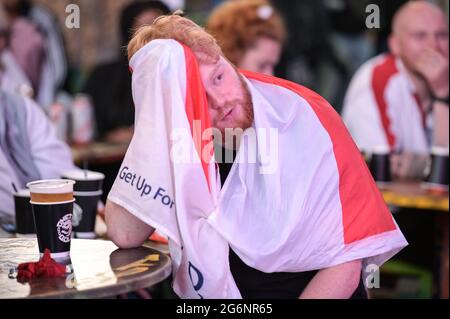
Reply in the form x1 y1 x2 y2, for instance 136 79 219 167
57 214 73 243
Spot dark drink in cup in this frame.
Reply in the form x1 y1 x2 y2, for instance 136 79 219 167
424 146 449 191
62 170 104 239
27 179 75 259
369 145 392 187
14 189 36 237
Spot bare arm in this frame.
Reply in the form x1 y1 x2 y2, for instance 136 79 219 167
105 200 155 249
299 259 363 299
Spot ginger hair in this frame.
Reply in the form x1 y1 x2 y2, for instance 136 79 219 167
206 0 286 66
128 12 222 64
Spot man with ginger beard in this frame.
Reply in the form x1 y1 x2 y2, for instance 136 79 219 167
104 13 407 299
342 1 449 180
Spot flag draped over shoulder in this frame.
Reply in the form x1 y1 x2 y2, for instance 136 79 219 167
108 39 408 299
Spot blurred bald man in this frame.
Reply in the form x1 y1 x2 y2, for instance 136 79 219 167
342 1 448 180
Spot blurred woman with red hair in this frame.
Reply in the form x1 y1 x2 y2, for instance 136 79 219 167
206 0 286 76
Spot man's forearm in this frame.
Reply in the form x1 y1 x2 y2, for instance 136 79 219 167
105 200 155 249
299 260 362 299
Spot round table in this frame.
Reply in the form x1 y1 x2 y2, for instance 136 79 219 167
71 142 129 166
0 238 172 299
380 181 449 212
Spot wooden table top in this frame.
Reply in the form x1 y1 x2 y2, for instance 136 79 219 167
71 142 129 166
380 181 449 212
0 238 172 299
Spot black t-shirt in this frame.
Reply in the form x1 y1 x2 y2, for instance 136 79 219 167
218 148 367 299
83 57 134 138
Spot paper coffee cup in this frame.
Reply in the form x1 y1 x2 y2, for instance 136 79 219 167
27 180 75 259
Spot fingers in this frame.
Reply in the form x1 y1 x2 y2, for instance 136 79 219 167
416 48 448 73
413 48 449 96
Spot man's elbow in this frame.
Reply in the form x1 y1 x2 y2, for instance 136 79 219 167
106 226 141 249
105 200 147 249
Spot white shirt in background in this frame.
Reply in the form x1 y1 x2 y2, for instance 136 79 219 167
342 54 431 154
0 50 33 97
0 96 77 220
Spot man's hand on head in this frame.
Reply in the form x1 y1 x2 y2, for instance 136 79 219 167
414 48 449 99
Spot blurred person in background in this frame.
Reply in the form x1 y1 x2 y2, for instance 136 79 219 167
322 0 378 113
82 1 170 143
0 1 36 98
371 0 409 54
1 4 77 226
0 88 78 224
326 0 377 76
1 0 68 111
272 0 351 113
342 1 449 180
206 0 285 76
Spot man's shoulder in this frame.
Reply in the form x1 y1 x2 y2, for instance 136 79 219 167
370 54 403 88
242 70 342 127
0 90 27 113
345 54 402 102
353 54 397 83
242 70 329 106
0 91 46 127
